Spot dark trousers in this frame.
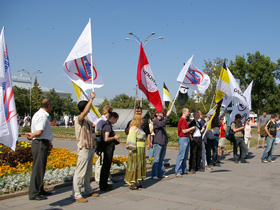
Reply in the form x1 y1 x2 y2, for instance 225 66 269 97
189 137 202 171
233 137 246 161
29 139 50 198
99 144 115 190
206 136 219 166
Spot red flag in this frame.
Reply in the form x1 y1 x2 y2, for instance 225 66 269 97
137 43 163 112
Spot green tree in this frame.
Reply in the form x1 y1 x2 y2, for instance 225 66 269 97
13 86 30 117
31 78 43 116
229 51 279 114
45 88 63 119
62 95 80 116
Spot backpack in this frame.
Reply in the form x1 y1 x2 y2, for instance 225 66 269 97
225 122 236 142
93 123 107 156
260 120 270 138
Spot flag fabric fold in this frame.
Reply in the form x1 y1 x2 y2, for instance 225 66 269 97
177 56 210 95
0 27 18 151
163 82 176 114
63 20 103 91
215 61 232 107
137 43 163 112
72 82 101 123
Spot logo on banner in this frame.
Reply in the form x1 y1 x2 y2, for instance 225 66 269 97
183 67 204 85
238 103 247 112
64 55 98 82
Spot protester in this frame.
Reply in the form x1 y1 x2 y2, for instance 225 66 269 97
198 111 207 170
124 114 146 190
244 118 252 156
261 114 280 163
148 114 156 159
231 114 249 164
257 111 269 149
94 105 113 185
64 113 69 128
125 106 152 152
152 109 171 179
175 108 195 177
72 92 99 203
23 114 30 127
189 111 206 173
99 112 120 191
218 117 227 157
26 99 53 201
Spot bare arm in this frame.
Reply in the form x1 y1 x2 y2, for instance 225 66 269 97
182 126 195 134
78 92 95 122
26 130 44 140
104 131 120 142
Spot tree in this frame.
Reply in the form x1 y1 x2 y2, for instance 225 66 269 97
13 86 30 117
31 77 43 116
229 51 279 114
62 95 80 116
45 88 63 119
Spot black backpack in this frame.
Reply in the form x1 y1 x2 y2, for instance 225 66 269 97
225 122 236 142
93 123 107 156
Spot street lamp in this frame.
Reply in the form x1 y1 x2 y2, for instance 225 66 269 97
125 32 163 107
17 69 42 117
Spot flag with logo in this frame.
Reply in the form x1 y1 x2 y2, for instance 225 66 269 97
215 61 232 107
63 19 103 92
177 55 210 95
137 42 163 112
0 27 18 151
72 82 101 123
177 86 188 105
163 82 176 114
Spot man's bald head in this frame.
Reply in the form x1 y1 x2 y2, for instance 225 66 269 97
41 99 52 109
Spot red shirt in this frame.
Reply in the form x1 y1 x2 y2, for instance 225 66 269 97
178 117 189 137
220 123 226 138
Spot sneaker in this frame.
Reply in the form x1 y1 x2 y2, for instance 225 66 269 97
175 174 183 178
234 160 239 164
262 160 268 163
159 175 169 178
268 160 275 163
240 160 249 163
186 171 193 175
152 176 159 180
198 168 205 172
213 163 221 167
75 197 88 203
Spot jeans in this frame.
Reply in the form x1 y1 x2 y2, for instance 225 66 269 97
233 137 246 161
206 135 219 166
148 136 154 159
152 143 167 177
262 136 276 161
175 137 190 174
189 137 202 171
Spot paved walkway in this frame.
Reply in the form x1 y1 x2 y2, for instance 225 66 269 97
2 139 280 210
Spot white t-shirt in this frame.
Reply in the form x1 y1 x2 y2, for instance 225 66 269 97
31 108 53 141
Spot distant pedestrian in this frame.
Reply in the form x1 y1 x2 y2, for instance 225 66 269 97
257 111 269 149
244 118 252 156
151 109 171 180
64 114 69 128
23 114 30 127
231 114 249 164
261 114 280 163
124 114 146 190
27 99 53 201
175 108 195 178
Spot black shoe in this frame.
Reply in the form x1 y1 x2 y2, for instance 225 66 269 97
241 160 249 163
198 168 205 172
29 195 48 201
100 185 113 191
40 190 53 196
234 160 239 164
213 163 221 167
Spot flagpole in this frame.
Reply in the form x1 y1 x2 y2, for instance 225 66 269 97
89 18 95 92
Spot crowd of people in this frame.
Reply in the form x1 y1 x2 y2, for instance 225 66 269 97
25 93 280 202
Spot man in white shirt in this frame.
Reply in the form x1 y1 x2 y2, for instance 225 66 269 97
26 99 53 201
64 114 69 128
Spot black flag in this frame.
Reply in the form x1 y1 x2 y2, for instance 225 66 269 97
178 86 188 105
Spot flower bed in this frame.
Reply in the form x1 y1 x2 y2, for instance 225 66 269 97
0 142 153 194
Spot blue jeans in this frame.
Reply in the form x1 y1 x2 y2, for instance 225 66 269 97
175 137 190 174
148 136 154 159
262 136 276 161
152 143 167 177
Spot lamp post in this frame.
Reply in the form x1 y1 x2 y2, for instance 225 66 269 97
17 69 42 117
125 32 163 107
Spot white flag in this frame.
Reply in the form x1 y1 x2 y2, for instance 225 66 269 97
177 55 210 95
63 19 103 91
243 81 253 110
0 27 18 151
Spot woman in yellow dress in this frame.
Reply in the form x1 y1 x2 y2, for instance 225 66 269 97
124 114 146 190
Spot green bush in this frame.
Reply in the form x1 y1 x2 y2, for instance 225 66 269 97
20 126 31 133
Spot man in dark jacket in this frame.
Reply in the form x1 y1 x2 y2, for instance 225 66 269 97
151 109 171 180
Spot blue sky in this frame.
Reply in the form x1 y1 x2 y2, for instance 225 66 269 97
1 0 279 101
